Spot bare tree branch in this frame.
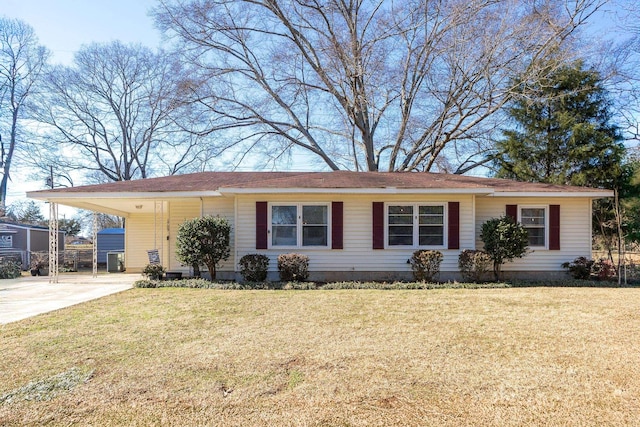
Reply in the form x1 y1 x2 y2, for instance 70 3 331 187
153 0 605 172
31 42 208 183
0 17 49 212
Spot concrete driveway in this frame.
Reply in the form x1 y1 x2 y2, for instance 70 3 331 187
0 273 140 324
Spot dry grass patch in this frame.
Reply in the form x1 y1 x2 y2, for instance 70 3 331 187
1 288 640 426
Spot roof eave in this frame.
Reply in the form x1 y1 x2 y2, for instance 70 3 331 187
26 188 614 200
491 191 614 198
26 190 223 200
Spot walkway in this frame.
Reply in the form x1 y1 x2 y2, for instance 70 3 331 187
0 273 140 324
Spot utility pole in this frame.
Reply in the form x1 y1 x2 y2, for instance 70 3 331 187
46 165 54 189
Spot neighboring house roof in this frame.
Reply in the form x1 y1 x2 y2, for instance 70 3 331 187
26 171 613 217
0 220 51 231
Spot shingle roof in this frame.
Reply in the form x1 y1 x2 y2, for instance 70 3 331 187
28 171 610 195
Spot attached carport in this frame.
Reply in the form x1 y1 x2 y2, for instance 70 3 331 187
27 183 216 278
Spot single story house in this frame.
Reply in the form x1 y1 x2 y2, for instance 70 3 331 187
27 171 612 281
0 221 66 270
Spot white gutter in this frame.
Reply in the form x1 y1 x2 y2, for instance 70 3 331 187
490 191 614 198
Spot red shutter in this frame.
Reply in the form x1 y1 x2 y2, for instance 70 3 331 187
372 202 384 249
256 201 268 249
549 204 560 250
448 201 460 250
506 204 518 222
332 201 343 249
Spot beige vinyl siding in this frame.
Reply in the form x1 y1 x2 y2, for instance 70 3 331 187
126 197 236 273
474 197 592 271
163 196 236 274
236 193 474 273
125 213 159 272
125 193 593 276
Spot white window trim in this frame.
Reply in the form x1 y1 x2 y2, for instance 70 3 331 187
385 202 447 249
268 202 331 249
518 205 549 250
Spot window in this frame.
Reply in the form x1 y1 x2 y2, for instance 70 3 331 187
272 205 297 246
270 203 329 247
419 205 445 246
388 205 414 245
520 207 546 247
302 205 328 246
387 203 445 247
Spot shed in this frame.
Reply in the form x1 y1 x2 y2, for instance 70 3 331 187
96 228 124 263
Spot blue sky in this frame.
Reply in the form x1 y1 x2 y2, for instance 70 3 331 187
2 0 161 65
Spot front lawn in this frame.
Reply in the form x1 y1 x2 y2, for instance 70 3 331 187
1 287 639 426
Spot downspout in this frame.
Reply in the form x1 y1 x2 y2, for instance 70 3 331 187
163 201 168 267
589 198 593 256
165 201 170 269
153 201 157 251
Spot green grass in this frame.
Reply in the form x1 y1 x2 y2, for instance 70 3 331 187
1 287 640 426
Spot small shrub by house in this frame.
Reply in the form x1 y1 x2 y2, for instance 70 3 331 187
562 256 594 279
410 250 443 282
142 264 166 280
0 260 21 279
458 249 492 282
278 253 309 282
239 253 269 282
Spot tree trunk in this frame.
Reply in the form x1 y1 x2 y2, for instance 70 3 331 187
0 173 8 217
614 188 625 286
207 262 216 281
493 262 501 282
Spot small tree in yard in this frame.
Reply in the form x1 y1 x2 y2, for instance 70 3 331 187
175 216 231 280
480 216 529 281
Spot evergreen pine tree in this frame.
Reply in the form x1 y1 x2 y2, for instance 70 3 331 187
493 61 625 188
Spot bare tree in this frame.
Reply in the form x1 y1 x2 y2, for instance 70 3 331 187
33 41 208 183
153 0 604 172
599 0 640 146
0 18 49 214
77 211 123 232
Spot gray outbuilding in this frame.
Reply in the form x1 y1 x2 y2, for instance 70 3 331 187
0 221 66 270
